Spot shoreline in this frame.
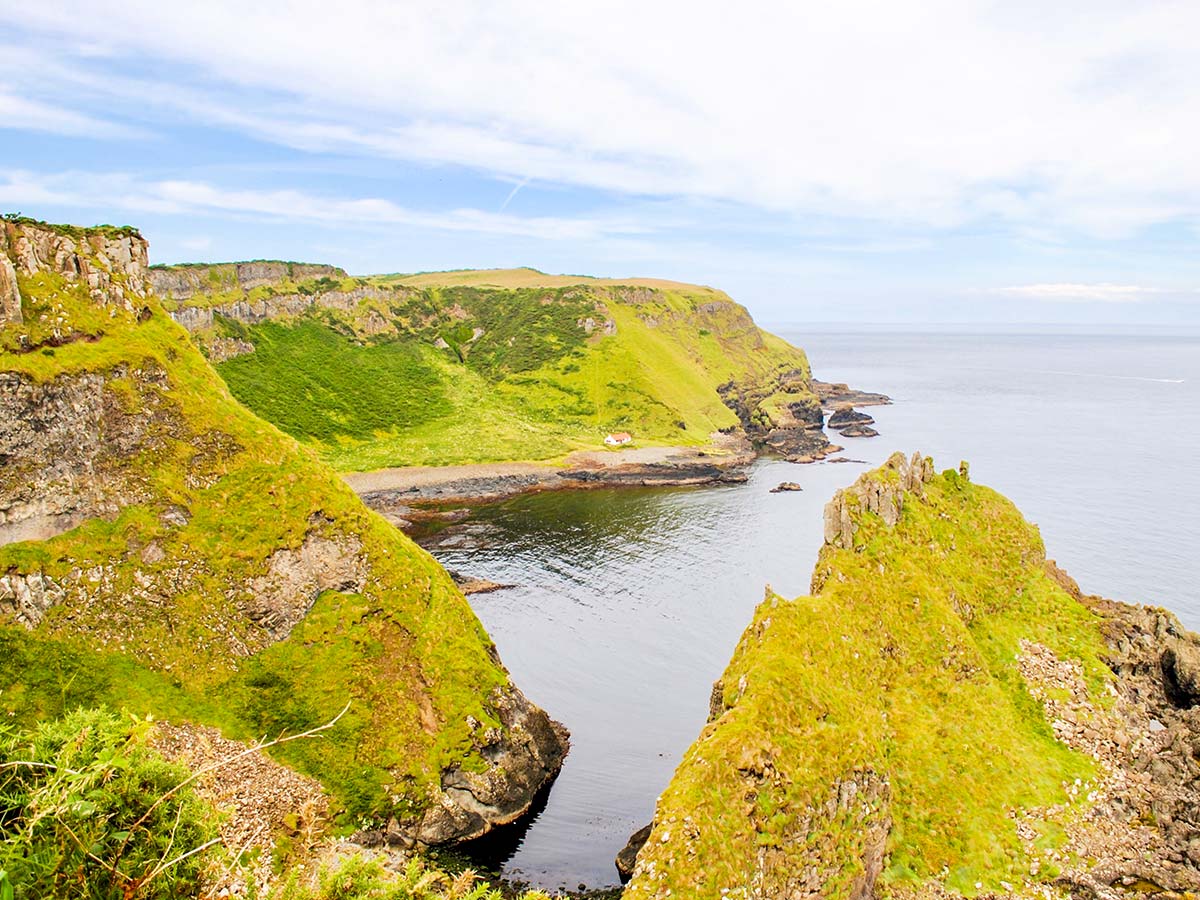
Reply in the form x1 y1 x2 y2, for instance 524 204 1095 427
342 436 762 516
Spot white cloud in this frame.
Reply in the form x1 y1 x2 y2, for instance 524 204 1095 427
992 283 1196 303
0 169 652 241
4 2 1200 238
0 87 145 138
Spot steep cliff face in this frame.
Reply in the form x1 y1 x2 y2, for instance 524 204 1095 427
151 262 838 470
0 219 567 843
625 454 1200 900
148 260 346 300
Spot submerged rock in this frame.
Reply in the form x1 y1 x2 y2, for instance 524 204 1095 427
836 423 879 438
769 482 804 493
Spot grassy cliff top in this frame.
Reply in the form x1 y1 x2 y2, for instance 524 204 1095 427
160 264 815 471
626 455 1113 899
375 266 724 294
2 213 142 240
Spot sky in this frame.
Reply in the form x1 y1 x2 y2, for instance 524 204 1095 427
3 1 1200 324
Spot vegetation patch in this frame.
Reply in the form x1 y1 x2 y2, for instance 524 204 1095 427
626 464 1111 899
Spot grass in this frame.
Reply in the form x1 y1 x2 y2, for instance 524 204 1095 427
216 319 450 443
159 270 815 470
0 248 523 827
2 213 141 240
625 462 1111 900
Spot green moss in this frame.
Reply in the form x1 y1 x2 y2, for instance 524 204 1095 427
0 260 524 827
627 464 1111 899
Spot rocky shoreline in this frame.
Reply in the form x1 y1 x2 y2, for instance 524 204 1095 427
344 437 757 519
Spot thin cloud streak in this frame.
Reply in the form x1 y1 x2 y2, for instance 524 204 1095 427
0 170 653 242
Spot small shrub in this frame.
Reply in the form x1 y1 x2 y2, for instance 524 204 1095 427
0 708 218 900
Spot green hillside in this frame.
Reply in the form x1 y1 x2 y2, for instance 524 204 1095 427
0 220 565 836
151 265 819 470
625 454 1113 899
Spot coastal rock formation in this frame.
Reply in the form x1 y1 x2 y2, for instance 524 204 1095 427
0 218 567 848
152 260 872 472
617 824 653 881
148 261 346 300
627 455 1200 899
822 450 933 550
770 482 804 493
827 407 875 429
410 687 570 845
813 380 892 408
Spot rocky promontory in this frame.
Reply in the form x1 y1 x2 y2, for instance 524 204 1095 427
624 452 1200 899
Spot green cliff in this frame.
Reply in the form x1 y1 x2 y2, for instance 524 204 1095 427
147 264 829 470
624 453 1200 899
0 219 567 847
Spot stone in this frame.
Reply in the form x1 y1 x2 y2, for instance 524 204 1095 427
407 685 570 846
828 407 875 429
616 824 653 881
770 481 804 493
0 254 21 325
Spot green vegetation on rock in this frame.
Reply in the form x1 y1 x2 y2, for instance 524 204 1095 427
626 455 1112 899
0 221 562 841
0 708 216 900
153 266 816 470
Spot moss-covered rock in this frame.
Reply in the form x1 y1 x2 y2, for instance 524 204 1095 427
625 453 1200 899
0 219 567 842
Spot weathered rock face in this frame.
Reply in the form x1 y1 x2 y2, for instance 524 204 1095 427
1 219 148 309
356 685 570 849
616 824 653 881
1014 569 1200 898
0 254 21 325
240 527 368 642
0 572 66 628
821 450 935 551
0 366 171 547
147 261 346 300
166 284 397 334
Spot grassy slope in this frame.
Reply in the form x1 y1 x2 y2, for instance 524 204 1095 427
0 260 518 823
626 461 1112 899
166 268 811 470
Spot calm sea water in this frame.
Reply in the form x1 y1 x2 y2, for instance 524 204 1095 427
419 327 1200 890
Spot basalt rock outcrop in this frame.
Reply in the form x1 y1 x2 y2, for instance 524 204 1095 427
718 370 836 462
147 261 346 300
0 218 567 847
626 454 1200 899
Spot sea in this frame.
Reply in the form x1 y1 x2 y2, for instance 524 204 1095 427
416 326 1200 891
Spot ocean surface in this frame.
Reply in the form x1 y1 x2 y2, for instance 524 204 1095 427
417 326 1200 891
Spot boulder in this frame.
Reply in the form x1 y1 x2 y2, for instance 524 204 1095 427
616 824 653 881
